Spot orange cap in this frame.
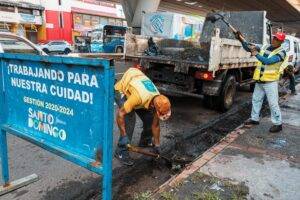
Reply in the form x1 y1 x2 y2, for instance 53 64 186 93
153 95 171 121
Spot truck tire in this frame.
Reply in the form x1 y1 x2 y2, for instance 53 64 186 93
219 75 236 111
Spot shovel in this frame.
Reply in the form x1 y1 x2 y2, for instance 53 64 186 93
127 144 192 167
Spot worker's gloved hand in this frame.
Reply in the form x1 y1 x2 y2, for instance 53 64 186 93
118 135 130 147
248 44 256 51
250 49 258 56
151 145 161 155
234 31 243 41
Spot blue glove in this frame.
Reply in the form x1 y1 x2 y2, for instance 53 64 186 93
118 135 129 146
152 145 161 155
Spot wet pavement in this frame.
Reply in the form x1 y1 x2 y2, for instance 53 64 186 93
0 61 252 200
155 85 300 200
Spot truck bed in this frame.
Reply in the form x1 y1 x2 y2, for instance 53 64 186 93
127 54 208 73
125 33 257 74
125 11 267 73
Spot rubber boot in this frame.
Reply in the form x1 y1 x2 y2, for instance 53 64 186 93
269 125 282 133
114 145 134 166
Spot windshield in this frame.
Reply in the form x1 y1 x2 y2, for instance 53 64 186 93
104 26 126 37
0 36 40 54
91 29 103 42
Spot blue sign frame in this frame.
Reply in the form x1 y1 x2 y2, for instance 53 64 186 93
0 53 114 199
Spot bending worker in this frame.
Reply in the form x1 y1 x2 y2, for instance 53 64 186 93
114 67 171 166
236 32 287 133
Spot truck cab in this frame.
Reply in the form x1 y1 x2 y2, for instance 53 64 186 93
282 35 300 73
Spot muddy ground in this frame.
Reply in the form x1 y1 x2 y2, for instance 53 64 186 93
1 59 296 200
91 78 297 200
0 67 251 200
91 91 265 200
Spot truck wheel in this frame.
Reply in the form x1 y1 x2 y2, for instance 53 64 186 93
116 47 123 53
219 75 236 111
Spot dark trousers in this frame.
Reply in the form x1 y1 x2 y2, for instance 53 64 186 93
115 91 153 143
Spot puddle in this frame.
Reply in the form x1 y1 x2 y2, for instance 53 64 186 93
269 138 287 149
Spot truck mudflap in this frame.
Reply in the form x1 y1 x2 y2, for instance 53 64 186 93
202 69 227 96
202 79 223 96
155 80 223 99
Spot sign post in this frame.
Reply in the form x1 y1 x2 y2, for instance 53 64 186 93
0 130 9 185
0 54 114 199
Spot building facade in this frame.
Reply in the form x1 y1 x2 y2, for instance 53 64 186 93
0 0 44 43
42 0 126 44
0 0 125 44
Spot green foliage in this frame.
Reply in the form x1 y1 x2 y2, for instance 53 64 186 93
134 191 153 200
160 191 178 200
193 191 220 200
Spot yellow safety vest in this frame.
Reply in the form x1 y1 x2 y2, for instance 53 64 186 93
253 45 287 81
115 68 160 109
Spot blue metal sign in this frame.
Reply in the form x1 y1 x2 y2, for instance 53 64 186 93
0 54 114 199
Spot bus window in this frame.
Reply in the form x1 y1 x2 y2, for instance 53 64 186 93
103 25 126 37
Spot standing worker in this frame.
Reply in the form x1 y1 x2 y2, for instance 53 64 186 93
114 67 171 166
235 32 287 132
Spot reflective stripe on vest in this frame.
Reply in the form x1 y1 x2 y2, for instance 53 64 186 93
253 45 287 82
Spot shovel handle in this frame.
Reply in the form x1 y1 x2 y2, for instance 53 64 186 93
127 144 160 158
217 14 246 42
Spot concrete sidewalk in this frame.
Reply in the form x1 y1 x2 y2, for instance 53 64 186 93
154 87 300 200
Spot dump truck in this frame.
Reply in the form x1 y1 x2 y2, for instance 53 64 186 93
125 11 272 111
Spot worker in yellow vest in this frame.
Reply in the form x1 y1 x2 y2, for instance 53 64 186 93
114 67 171 166
236 32 287 133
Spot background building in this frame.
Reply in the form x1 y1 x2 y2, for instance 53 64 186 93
0 0 44 43
42 0 126 44
0 0 125 44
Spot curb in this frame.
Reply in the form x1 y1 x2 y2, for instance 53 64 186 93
152 88 296 197
152 124 247 196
